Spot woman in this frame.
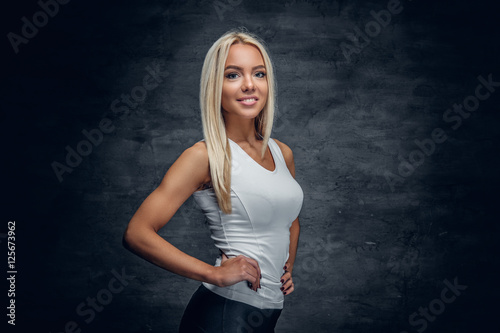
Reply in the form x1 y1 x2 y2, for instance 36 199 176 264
123 29 304 332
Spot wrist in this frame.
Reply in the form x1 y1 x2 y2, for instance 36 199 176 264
205 265 222 287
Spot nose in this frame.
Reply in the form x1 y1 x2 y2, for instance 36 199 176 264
241 74 255 92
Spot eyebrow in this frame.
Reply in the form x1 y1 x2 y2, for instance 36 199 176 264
224 65 266 71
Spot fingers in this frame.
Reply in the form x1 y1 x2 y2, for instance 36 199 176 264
218 252 262 292
242 270 259 291
242 256 262 291
280 271 294 296
219 254 294 295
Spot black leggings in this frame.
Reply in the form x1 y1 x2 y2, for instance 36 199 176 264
179 284 282 332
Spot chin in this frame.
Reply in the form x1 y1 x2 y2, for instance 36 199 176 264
244 108 265 119
234 111 260 119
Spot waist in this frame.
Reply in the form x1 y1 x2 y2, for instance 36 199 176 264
204 253 286 309
212 247 287 285
201 281 284 310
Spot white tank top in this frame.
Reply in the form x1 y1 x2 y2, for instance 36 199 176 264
192 137 304 309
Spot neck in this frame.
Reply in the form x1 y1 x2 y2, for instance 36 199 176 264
223 112 261 143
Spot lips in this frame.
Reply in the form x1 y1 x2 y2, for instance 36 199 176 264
237 95 259 106
237 95 259 102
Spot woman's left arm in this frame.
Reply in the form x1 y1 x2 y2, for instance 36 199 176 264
274 139 301 296
282 217 300 295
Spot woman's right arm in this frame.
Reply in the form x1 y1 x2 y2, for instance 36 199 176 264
122 141 261 290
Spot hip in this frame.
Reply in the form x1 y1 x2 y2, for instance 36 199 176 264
179 283 282 333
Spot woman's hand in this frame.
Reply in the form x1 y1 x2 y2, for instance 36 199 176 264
215 252 262 292
280 261 294 296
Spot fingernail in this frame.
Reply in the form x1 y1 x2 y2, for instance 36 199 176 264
283 291 287 295
280 279 284 283
280 287 284 291
260 274 262 279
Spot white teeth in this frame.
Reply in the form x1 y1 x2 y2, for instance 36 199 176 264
242 98 256 102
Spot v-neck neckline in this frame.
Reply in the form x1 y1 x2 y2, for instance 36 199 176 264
228 138 277 174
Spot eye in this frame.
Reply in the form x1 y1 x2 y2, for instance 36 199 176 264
225 72 239 79
255 71 267 78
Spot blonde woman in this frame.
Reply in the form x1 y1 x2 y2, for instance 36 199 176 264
123 29 304 332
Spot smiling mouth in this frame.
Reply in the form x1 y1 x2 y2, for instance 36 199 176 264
237 95 259 102
237 95 259 106
237 98 258 106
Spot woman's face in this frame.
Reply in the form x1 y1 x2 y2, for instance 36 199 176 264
221 43 268 120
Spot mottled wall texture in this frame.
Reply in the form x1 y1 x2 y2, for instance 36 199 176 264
4 0 499 332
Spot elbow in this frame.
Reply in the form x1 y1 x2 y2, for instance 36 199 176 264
122 227 136 252
122 224 157 253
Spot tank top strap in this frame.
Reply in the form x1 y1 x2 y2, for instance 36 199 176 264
268 138 286 165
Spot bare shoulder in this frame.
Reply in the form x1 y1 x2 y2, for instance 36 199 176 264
182 140 210 176
160 140 210 189
272 138 296 177
187 141 211 187
185 140 209 163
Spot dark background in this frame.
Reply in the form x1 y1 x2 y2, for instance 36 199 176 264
3 0 499 332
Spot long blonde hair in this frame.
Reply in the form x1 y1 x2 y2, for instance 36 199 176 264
200 29 276 214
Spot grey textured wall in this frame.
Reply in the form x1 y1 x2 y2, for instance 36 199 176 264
4 0 499 332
